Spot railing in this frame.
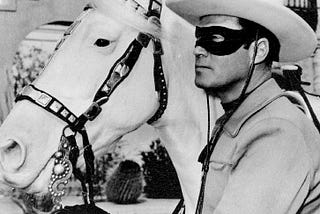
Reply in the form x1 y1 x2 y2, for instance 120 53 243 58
285 0 318 31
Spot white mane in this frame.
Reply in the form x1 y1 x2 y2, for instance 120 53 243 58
92 0 162 38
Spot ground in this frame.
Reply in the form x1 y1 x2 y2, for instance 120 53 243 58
0 195 179 214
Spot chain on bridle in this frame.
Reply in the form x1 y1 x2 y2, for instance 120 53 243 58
15 0 167 211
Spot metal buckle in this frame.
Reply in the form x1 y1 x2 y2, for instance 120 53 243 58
153 39 163 55
137 33 151 48
147 0 162 18
83 102 102 121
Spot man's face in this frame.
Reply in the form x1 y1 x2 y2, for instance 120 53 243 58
194 15 251 92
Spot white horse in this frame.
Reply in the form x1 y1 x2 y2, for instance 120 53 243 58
0 0 222 213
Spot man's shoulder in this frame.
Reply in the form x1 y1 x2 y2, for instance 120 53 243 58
262 95 314 129
243 95 320 157
239 95 316 137
225 93 313 137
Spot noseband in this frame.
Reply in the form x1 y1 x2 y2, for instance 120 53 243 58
15 1 167 211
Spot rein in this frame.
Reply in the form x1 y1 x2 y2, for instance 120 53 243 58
15 1 167 211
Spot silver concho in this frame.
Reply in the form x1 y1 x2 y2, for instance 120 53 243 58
49 135 74 210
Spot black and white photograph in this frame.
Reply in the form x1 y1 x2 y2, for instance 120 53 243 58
0 0 320 214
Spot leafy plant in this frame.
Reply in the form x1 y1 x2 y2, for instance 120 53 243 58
10 44 51 95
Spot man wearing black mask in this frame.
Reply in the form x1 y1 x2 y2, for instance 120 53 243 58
167 0 320 213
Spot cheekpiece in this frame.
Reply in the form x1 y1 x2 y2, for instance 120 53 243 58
49 134 74 211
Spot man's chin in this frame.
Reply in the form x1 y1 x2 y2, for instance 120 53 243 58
195 79 217 90
194 78 208 89
195 81 223 97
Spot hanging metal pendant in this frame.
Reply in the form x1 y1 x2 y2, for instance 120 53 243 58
49 134 74 211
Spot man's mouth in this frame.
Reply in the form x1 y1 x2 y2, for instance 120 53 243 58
195 65 211 71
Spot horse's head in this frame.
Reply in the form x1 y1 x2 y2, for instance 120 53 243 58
0 0 165 194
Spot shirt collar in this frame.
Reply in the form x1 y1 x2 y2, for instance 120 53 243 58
223 78 284 137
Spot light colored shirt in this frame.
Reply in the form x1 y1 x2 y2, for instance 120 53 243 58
203 79 320 214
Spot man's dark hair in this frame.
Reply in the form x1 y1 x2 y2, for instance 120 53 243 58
239 18 280 67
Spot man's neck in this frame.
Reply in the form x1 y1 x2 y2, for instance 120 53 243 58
215 66 272 104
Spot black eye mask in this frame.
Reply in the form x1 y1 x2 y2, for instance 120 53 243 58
195 26 250 56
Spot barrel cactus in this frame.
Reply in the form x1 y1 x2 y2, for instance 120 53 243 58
105 160 143 204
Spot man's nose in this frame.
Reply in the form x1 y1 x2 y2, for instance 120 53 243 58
193 45 209 58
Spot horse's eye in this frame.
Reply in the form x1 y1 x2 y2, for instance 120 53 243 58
94 39 110 47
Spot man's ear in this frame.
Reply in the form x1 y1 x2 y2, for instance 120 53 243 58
248 38 269 64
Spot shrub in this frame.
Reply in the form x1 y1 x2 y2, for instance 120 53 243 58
141 139 182 199
10 44 51 95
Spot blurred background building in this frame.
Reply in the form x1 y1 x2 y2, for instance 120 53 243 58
285 0 320 94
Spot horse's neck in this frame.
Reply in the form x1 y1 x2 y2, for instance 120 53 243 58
155 8 219 153
150 10 222 213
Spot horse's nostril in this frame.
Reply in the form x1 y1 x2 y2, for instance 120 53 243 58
4 141 18 153
0 139 26 173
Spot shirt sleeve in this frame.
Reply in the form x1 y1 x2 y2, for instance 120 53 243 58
214 118 312 214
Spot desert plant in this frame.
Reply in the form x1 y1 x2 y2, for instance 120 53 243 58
141 139 183 198
93 152 123 201
105 160 143 204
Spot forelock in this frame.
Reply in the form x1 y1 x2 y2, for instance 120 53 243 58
92 0 162 38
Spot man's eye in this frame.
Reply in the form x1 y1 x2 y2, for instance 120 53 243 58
211 34 225 42
94 39 110 47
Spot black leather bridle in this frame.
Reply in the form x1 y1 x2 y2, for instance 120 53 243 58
15 0 167 211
